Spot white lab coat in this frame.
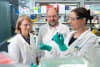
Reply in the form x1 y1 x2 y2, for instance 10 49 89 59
8 33 37 64
38 23 70 59
62 29 97 60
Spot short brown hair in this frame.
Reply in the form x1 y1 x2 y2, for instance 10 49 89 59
15 15 32 34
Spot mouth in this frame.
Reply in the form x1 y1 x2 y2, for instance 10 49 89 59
26 30 30 32
69 24 72 26
50 20 55 23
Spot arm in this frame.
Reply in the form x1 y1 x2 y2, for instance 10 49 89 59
78 36 97 60
60 24 70 39
8 42 20 63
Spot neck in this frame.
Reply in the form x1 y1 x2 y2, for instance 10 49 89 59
52 22 59 28
53 24 58 28
22 33 29 39
74 27 88 38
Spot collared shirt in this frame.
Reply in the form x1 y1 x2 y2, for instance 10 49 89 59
21 34 30 44
68 36 77 46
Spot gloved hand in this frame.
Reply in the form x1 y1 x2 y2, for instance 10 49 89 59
52 33 68 51
40 43 52 51
31 63 37 67
33 64 37 67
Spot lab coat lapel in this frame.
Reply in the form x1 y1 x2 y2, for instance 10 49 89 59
65 31 75 47
17 34 29 60
43 24 58 43
30 33 35 49
48 23 61 38
69 29 90 49
19 34 30 47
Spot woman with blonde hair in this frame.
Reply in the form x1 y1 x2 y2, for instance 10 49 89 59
8 15 37 64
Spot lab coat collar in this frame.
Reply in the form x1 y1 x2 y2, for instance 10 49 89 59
77 28 91 40
30 33 35 47
66 29 91 47
18 33 31 47
21 34 30 44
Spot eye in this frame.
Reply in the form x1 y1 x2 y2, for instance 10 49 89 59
68 17 77 20
47 15 57 18
22 23 32 27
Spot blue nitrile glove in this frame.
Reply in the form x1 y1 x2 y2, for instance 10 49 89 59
52 33 68 51
40 43 52 51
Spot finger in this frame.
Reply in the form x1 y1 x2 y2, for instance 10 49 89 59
60 34 64 40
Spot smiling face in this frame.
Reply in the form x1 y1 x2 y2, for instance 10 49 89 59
68 11 85 30
20 19 32 35
47 8 58 27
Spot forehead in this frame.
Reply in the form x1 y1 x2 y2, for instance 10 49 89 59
21 19 30 24
70 11 77 17
47 9 57 16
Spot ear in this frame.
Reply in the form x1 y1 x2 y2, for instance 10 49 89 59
82 18 86 24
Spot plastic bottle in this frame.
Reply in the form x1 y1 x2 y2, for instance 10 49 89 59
74 46 79 56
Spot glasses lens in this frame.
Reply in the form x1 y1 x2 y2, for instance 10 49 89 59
22 23 32 27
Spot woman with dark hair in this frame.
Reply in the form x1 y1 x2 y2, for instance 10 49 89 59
53 7 97 59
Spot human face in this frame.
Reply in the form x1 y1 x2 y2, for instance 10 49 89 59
47 9 58 27
68 12 84 30
20 19 32 35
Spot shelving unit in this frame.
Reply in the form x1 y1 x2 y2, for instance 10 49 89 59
33 0 81 23
84 1 100 5
18 0 100 34
35 1 80 5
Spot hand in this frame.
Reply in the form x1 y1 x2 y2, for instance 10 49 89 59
31 63 37 67
40 43 52 51
52 33 68 51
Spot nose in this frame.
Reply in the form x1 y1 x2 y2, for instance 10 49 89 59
50 16 54 20
68 19 72 24
27 25 31 29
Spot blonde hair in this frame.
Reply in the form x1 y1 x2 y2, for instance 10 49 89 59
15 15 32 34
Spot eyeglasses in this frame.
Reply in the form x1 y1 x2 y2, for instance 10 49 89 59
47 15 57 18
21 23 32 27
68 17 84 21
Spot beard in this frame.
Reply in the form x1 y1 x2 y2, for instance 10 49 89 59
48 21 58 27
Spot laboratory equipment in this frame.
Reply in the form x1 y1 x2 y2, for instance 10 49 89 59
39 56 88 67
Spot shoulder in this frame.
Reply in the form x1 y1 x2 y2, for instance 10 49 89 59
60 23 69 28
39 24 48 33
84 30 97 45
29 33 34 38
87 30 97 39
40 24 48 29
8 34 21 46
59 23 70 31
9 34 20 42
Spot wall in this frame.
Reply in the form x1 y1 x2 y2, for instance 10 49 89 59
0 1 12 43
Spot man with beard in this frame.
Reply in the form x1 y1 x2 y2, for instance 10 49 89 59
37 8 70 61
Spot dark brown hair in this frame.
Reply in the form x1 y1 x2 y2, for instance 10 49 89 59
72 7 93 23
